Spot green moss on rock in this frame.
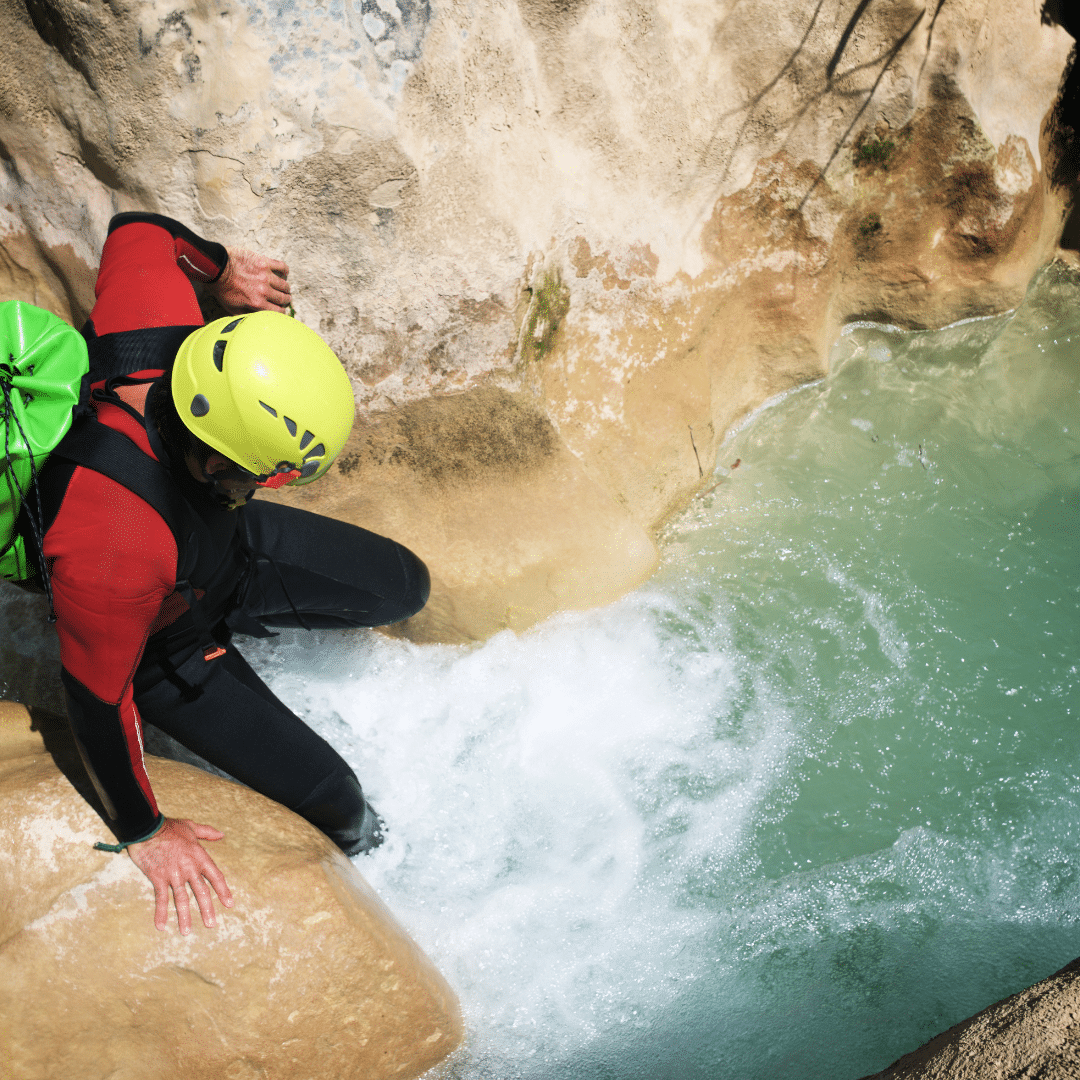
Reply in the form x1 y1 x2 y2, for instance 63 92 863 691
854 138 895 168
521 271 570 364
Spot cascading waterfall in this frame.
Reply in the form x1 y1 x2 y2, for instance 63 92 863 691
1 264 1077 1078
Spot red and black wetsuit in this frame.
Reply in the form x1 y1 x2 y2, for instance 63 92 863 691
36 214 429 852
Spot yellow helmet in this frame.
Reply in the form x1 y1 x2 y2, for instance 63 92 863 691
171 312 354 487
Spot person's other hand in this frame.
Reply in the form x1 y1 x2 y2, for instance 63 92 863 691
127 817 234 934
210 247 292 313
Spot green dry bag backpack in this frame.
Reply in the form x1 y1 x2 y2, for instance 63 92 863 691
0 301 89 583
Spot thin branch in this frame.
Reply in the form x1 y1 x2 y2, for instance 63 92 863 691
689 425 704 478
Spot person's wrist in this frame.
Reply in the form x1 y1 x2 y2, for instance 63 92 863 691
210 250 229 284
209 260 232 295
94 814 166 853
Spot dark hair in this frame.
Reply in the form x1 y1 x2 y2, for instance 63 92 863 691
149 377 215 471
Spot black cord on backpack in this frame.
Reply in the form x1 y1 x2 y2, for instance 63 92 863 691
1 358 58 620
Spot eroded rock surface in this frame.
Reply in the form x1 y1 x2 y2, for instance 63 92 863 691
861 954 1080 1079
0 701 462 1080
0 0 1075 638
263 386 658 640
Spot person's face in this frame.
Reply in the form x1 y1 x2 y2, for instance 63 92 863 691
185 448 256 505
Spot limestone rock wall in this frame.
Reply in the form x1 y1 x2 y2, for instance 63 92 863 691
0 701 463 1080
0 0 1074 639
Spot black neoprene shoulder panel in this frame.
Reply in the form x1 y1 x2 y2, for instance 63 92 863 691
105 212 228 276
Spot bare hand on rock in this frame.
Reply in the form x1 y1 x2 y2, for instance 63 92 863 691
127 817 234 934
211 247 292 313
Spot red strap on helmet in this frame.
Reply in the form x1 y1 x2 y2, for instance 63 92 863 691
255 468 302 489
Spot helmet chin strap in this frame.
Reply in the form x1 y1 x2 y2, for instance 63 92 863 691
201 457 302 507
202 471 254 509
255 467 302 490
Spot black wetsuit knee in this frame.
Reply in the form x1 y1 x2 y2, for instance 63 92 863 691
399 546 431 621
293 768 384 855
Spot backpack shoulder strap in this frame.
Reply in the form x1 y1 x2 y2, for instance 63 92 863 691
51 419 211 584
50 419 238 660
83 324 201 384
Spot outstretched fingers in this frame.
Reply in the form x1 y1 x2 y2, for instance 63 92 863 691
214 247 293 314
168 861 231 934
192 826 234 913
153 878 172 932
172 873 195 935
128 816 235 934
187 872 216 930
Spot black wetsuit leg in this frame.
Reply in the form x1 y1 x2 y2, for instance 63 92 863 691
235 500 430 631
132 643 372 853
132 505 430 854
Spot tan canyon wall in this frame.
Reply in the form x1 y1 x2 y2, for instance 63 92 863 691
0 0 1075 640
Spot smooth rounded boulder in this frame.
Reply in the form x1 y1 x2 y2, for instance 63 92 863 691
0 701 462 1080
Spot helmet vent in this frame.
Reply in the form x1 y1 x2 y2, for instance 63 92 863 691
283 416 297 437
303 443 325 461
213 340 227 371
299 430 314 451
222 318 243 333
190 394 210 417
259 401 277 417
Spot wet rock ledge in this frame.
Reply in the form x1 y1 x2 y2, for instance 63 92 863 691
861 955 1080 1079
0 701 462 1080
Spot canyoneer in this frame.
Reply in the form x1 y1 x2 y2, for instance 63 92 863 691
0 213 429 934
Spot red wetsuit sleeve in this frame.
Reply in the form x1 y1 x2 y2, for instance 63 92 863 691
88 213 228 335
46 463 178 841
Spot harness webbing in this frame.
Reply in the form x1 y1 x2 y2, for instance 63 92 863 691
51 419 226 657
